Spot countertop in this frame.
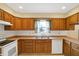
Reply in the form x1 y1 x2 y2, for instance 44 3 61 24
6 35 79 45
6 35 65 40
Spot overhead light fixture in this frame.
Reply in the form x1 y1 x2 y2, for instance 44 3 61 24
62 6 66 10
19 6 23 9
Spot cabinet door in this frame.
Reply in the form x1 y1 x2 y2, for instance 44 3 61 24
71 48 79 56
21 39 36 53
71 43 79 56
66 17 71 30
3 11 11 21
26 18 35 30
43 40 51 53
22 18 35 30
66 13 78 30
50 18 66 30
63 40 71 56
35 40 44 53
59 18 66 30
4 11 13 30
4 15 15 30
18 39 51 54
0 9 4 20
14 17 22 30
21 18 27 30
35 40 51 53
50 18 59 30
18 40 22 55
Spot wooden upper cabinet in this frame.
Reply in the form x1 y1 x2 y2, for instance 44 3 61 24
21 18 27 30
0 9 5 20
4 11 15 30
26 18 35 30
59 18 66 30
70 13 78 24
21 18 35 30
66 13 79 30
14 17 22 30
3 11 10 21
50 18 66 30
5 16 35 30
77 13 79 22
66 17 70 30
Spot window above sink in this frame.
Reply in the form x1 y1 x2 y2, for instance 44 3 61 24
35 19 50 34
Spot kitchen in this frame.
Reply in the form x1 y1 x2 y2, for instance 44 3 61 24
0 3 79 56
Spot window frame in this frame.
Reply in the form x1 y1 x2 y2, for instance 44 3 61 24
35 18 51 33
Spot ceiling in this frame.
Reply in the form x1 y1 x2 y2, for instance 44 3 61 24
6 3 79 13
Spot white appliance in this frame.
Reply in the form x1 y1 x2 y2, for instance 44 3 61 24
0 20 12 25
51 39 63 54
0 20 15 56
0 40 17 56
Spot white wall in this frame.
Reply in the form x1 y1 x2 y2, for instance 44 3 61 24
65 25 79 40
4 31 17 37
12 30 67 36
66 30 79 39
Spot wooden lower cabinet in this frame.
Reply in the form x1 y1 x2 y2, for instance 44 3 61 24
35 40 51 53
71 42 79 56
63 40 71 56
71 48 79 56
18 39 22 54
63 39 79 56
18 39 51 54
21 39 36 53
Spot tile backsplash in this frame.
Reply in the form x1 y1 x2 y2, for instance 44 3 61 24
9 30 67 36
0 24 79 40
